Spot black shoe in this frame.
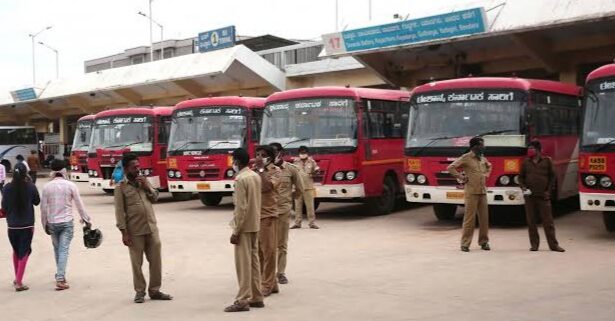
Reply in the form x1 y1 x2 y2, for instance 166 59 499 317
460 246 470 252
530 247 538 251
550 246 565 252
249 301 265 308
309 224 320 229
149 291 173 300
277 273 288 284
290 224 301 229
134 292 146 303
481 243 491 251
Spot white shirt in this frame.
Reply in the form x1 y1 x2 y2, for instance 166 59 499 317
41 177 91 227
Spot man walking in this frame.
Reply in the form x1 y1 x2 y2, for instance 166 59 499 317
448 137 492 252
225 148 264 312
0 160 5 194
519 141 565 252
41 159 92 290
270 143 304 285
26 150 41 184
291 145 319 229
253 145 281 296
115 153 173 303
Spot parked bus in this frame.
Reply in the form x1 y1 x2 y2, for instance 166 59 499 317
69 115 94 181
87 107 172 194
580 64 615 231
404 77 582 221
166 96 265 205
260 87 410 215
0 126 38 171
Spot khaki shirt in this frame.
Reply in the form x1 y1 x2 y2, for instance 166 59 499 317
255 163 281 219
276 161 305 215
114 179 159 235
230 167 261 235
293 157 319 190
519 156 555 198
447 151 492 195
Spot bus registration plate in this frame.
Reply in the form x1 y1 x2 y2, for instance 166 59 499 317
197 183 210 190
446 191 465 200
588 156 607 172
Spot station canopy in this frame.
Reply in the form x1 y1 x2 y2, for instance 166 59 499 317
0 44 285 123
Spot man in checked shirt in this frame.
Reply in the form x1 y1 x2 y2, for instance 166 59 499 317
40 159 92 291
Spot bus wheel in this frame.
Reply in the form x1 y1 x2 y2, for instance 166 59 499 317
603 212 615 232
433 204 456 220
366 176 396 215
199 193 223 206
172 192 192 201
103 189 114 195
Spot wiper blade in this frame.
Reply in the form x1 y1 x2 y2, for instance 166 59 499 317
283 138 310 148
597 138 615 152
172 141 202 152
476 129 515 137
412 135 464 156
202 141 231 154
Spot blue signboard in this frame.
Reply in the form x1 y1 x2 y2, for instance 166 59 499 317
323 8 487 55
198 26 236 53
10 88 37 102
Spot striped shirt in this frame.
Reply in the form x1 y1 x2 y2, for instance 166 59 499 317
0 163 5 182
41 177 91 227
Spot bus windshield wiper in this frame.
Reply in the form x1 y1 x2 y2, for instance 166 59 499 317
412 135 462 156
202 141 231 154
596 138 615 152
476 129 516 137
172 141 202 152
283 138 310 148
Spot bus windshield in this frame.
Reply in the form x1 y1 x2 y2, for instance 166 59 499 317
260 98 357 149
72 122 92 151
582 82 615 148
406 91 525 148
0 127 37 145
89 117 153 153
168 110 247 153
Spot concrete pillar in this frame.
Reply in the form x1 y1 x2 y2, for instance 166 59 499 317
559 68 578 85
59 116 69 144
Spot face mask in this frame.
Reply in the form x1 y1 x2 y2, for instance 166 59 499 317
475 147 484 156
299 153 308 160
232 163 240 173
263 157 270 165
275 155 282 164
527 148 537 158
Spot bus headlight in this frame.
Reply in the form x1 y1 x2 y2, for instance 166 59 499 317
346 171 357 180
94 171 99 177
585 175 597 187
499 175 511 186
168 170 175 178
600 176 612 188
406 173 416 183
513 175 520 185
417 175 427 184
88 170 94 176
226 169 235 178
175 171 182 178
334 172 345 181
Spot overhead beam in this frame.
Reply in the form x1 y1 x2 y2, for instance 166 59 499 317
26 101 56 119
63 95 99 114
509 32 562 72
113 88 142 105
173 79 205 97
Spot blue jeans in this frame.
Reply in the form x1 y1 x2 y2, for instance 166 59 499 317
49 222 74 281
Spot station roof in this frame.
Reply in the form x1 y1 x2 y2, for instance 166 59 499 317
0 45 285 123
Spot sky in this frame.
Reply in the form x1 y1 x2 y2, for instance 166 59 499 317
0 0 479 93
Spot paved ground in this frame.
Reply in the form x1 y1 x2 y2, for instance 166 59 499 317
1 182 614 321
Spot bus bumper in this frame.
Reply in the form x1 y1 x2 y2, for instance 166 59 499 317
404 185 525 205
580 192 615 211
89 176 161 190
315 184 365 199
70 172 89 182
168 180 235 193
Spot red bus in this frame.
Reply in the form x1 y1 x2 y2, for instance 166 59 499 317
166 97 265 205
260 87 410 215
87 107 173 194
404 77 582 221
69 115 94 182
579 64 615 231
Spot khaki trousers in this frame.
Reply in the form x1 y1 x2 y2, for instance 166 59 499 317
128 232 162 295
524 196 559 249
294 189 316 226
234 232 263 304
277 210 291 275
259 217 278 292
461 194 489 248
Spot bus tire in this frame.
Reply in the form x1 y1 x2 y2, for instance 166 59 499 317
603 212 615 232
366 176 397 215
199 192 223 206
103 189 114 195
433 204 456 220
172 192 192 201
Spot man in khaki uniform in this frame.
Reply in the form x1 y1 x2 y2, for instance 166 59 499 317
291 145 319 229
253 145 281 296
447 137 492 252
115 153 173 303
270 143 304 285
225 148 264 312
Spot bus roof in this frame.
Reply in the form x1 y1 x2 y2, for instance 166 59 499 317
94 106 172 118
78 114 95 122
266 86 410 103
174 96 265 111
411 77 581 97
586 64 615 83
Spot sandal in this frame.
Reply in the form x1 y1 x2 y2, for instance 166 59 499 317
56 281 70 291
149 291 173 300
14 283 29 292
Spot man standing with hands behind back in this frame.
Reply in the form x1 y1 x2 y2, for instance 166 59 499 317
519 140 565 252
225 148 264 312
115 153 173 303
448 137 492 252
